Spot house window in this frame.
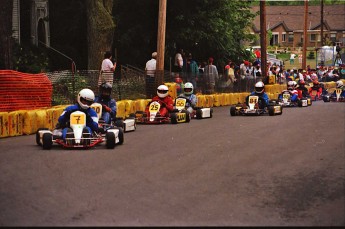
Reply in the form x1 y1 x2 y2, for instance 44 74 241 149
288 33 294 43
330 33 336 42
270 32 279 46
282 33 286 42
310 34 316 42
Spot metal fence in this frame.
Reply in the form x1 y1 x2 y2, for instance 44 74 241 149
46 65 270 106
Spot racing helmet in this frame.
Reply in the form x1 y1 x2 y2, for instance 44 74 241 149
99 82 112 99
287 81 294 90
254 81 265 94
157 85 169 98
313 79 319 85
77 88 95 110
299 80 305 85
184 82 194 95
336 80 343 88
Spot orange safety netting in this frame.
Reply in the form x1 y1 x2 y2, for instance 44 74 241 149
0 70 53 112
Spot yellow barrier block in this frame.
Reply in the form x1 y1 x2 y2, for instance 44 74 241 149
213 94 220 107
8 110 25 137
135 99 148 112
0 112 9 138
35 109 49 130
116 101 126 119
223 93 230 106
265 85 274 94
23 110 38 135
165 82 177 100
51 106 66 129
196 95 205 108
269 75 276 84
205 95 214 107
123 99 136 118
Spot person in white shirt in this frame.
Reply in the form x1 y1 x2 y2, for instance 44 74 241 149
145 52 157 98
98 51 116 86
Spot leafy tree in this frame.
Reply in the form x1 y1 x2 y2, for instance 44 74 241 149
113 0 256 69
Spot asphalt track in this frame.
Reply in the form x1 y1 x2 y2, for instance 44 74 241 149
0 101 344 226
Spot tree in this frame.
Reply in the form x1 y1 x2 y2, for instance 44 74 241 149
86 0 115 70
0 0 13 69
113 0 256 69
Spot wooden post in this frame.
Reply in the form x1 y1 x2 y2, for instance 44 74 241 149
302 0 308 70
260 0 267 82
156 0 167 86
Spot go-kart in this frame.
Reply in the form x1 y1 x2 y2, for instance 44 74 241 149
36 110 124 150
323 88 345 102
230 95 283 116
309 89 322 101
91 102 136 132
174 96 213 119
135 100 190 124
275 91 311 107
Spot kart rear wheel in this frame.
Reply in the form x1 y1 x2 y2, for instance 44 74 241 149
230 106 237 116
115 119 124 129
117 127 124 145
196 109 202 119
170 112 178 124
106 132 116 149
323 96 330 102
36 128 49 146
183 110 191 123
42 133 53 150
297 99 302 107
210 108 213 118
268 106 275 116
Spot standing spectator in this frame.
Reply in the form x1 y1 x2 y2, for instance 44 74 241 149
145 51 157 98
339 64 345 79
98 51 116 86
334 53 343 67
174 48 184 74
183 53 199 90
204 57 218 94
227 62 236 92
289 53 296 65
298 54 303 64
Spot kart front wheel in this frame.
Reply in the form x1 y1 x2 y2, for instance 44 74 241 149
117 127 124 145
42 133 53 150
268 106 275 116
170 112 178 124
36 128 49 146
230 106 237 116
106 132 116 149
196 109 202 119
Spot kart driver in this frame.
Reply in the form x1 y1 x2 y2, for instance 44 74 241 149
332 80 345 97
308 79 322 99
178 82 197 114
146 84 174 117
278 81 298 102
246 81 269 109
94 82 117 124
55 88 99 139
296 80 310 98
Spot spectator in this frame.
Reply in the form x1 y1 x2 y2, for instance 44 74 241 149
174 48 184 74
183 53 199 90
203 57 218 94
289 53 296 65
145 51 157 98
98 51 116 86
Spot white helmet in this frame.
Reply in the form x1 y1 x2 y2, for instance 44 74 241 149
336 80 343 88
184 82 194 95
255 81 265 94
77 88 95 109
157 85 169 98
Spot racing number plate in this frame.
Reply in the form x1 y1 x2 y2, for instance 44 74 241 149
282 93 290 100
70 113 86 125
176 113 186 123
248 96 258 109
335 89 342 101
149 101 161 113
175 98 186 110
91 103 102 119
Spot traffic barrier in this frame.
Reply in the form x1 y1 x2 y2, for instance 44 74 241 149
196 95 205 108
123 99 136 118
35 109 50 130
135 99 148 112
0 112 9 138
164 82 177 99
8 110 25 136
213 94 221 107
116 101 126 119
23 110 38 135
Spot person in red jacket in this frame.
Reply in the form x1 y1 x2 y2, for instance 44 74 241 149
308 79 322 99
145 84 174 117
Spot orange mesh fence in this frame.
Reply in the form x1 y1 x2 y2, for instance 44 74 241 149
0 70 53 112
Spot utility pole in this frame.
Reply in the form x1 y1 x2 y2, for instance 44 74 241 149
260 0 267 82
320 0 324 46
156 0 167 86
302 0 308 70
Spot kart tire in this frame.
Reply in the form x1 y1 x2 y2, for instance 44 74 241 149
230 106 236 116
210 108 213 118
297 99 302 107
106 132 116 149
42 133 53 150
323 96 330 102
268 106 275 116
170 112 178 124
183 110 191 123
129 113 136 119
196 109 202 119
117 127 124 145
36 128 49 146
115 119 124 129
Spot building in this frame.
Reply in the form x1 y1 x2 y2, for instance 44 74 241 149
249 4 345 48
